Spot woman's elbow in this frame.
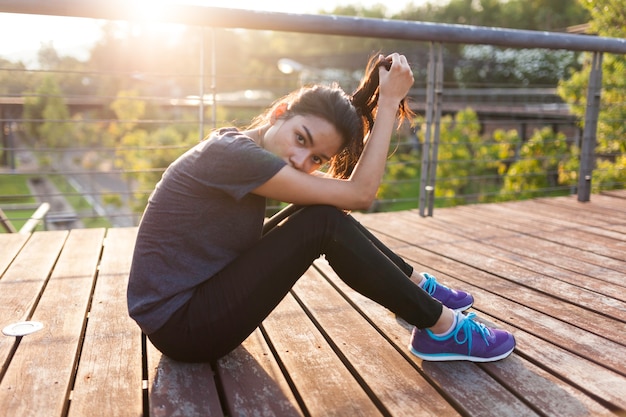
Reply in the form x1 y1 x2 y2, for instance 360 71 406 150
351 190 377 210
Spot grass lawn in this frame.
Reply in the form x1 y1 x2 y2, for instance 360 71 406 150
0 173 111 232
0 174 38 232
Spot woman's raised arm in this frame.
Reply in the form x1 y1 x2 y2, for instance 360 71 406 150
252 53 414 210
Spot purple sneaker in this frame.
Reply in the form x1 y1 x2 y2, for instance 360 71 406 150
420 272 474 312
409 312 516 362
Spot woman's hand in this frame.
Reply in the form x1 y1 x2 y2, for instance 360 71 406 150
378 53 414 107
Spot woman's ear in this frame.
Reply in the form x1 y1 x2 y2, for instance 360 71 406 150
269 103 289 124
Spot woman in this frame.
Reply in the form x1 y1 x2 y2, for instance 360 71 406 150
127 53 515 364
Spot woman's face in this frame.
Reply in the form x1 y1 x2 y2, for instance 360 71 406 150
262 114 343 174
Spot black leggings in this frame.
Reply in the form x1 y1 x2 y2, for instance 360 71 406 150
148 205 443 363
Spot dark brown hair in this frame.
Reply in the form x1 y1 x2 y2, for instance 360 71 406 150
250 54 414 178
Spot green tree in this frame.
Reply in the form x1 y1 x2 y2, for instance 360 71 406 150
109 89 146 134
22 75 71 151
396 0 588 31
117 126 196 211
455 46 578 87
0 58 32 95
557 0 626 191
492 128 522 176
501 127 569 198
377 149 421 211
433 108 505 205
393 108 505 207
35 43 96 97
108 90 197 210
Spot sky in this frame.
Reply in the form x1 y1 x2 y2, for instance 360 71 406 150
0 0 424 66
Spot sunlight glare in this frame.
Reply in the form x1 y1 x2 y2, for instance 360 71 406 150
128 0 172 22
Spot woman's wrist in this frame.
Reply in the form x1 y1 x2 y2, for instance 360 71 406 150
377 94 403 111
376 97 403 119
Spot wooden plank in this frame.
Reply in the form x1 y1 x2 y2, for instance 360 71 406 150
452 201 626 248
417 211 626 314
447 204 626 274
217 328 304 416
542 194 626 217
454 198 614 231
480 310 626 412
439 205 626 278
0 231 67 374
452 201 626 259
393 242 626 371
261 291 383 416
472 234 624 305
384 242 626 409
1 194 623 416
443 205 626 292
312 260 538 417
481 327 618 416
345 215 626 412
0 228 104 417
600 189 626 199
0 233 28 275
69 227 144 417
147 339 223 417
494 196 626 224
294 267 472 416
359 210 626 338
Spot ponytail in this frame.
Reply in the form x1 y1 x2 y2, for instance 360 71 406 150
351 55 414 133
328 55 414 179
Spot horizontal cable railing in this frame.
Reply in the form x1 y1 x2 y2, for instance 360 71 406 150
1 1 625 230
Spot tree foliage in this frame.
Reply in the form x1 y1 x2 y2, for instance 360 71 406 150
455 47 578 87
22 75 71 148
557 0 626 191
502 127 570 198
395 0 588 30
3 0 620 217
379 108 577 209
0 58 32 95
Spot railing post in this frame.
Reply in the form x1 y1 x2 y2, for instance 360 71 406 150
577 51 603 202
427 45 443 216
419 42 443 217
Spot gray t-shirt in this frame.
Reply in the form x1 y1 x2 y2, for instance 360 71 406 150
127 128 286 334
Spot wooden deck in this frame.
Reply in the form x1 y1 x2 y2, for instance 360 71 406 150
1 193 625 416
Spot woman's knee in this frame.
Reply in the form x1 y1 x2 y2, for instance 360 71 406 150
273 205 353 246
297 205 347 222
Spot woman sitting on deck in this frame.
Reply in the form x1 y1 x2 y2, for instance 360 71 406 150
127 53 515 364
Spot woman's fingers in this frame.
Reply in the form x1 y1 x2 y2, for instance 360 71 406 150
379 53 414 100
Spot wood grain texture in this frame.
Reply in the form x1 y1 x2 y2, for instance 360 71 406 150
0 194 624 416
147 341 223 417
217 328 304 416
0 228 104 416
69 227 143 417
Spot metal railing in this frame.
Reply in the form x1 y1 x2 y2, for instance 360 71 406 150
1 0 625 229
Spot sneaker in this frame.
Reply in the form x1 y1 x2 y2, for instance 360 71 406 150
409 312 516 362
420 272 474 312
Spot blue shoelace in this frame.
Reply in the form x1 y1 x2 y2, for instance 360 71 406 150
453 312 491 354
421 272 445 295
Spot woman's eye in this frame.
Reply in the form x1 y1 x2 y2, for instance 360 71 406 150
296 134 305 144
312 156 322 165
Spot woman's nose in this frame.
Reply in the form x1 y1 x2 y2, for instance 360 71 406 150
290 149 309 172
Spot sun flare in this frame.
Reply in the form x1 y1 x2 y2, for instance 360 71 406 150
127 0 173 22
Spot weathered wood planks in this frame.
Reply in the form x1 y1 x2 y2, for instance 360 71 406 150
0 194 624 416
